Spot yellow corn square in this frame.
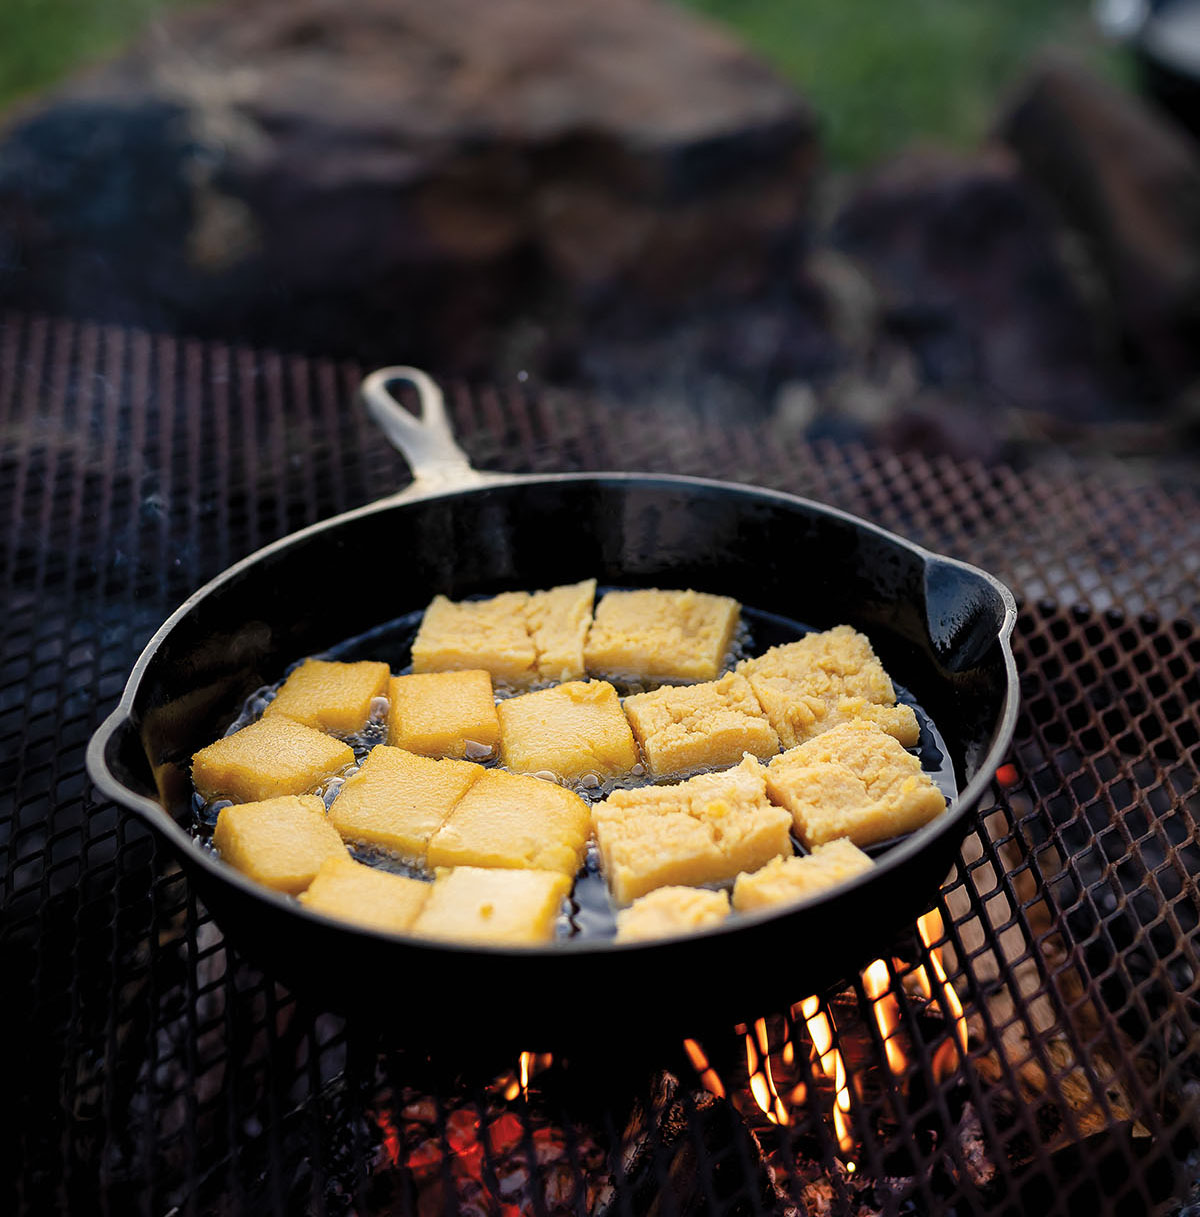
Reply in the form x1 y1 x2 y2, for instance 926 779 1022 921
525 579 596 684
411 866 571 945
192 717 354 803
299 854 431 932
623 671 779 778
584 588 740 683
615 886 731 942
765 719 946 848
426 768 591 876
387 670 500 760
411 591 536 685
732 839 874 913
212 795 347 894
261 658 390 735
592 756 791 905
327 745 482 865
737 625 919 749
497 680 638 783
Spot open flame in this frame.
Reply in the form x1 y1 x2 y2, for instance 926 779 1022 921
686 904 970 1163
498 1051 554 1101
916 909 969 1082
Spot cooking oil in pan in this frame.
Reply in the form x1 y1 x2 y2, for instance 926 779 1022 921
190 598 958 942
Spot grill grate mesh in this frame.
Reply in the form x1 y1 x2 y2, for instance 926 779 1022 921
2 314 1198 1216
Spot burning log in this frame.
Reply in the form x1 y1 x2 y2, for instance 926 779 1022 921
603 1069 799 1217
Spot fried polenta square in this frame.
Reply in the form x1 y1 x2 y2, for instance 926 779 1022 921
592 756 791 905
498 680 638 783
412 866 571 945
738 625 919 749
262 658 390 735
585 588 739 683
193 717 354 804
212 795 346 895
623 671 778 778
764 719 945 848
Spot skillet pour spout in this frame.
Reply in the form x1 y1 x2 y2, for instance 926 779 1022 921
87 367 1019 1052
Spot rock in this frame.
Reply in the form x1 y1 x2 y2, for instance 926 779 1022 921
999 59 1200 401
830 146 1112 426
0 0 817 371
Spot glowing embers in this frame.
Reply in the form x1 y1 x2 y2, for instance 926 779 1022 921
685 904 971 1169
367 1055 610 1215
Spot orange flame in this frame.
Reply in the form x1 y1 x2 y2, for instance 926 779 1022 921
500 1051 553 1101
683 1037 726 1099
677 908 970 1167
917 909 969 1081
799 995 854 1154
862 958 907 1074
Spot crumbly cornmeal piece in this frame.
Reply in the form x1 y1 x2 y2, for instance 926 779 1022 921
327 746 482 865
592 755 792 905
387 670 500 760
615 886 731 942
498 680 639 783
212 795 347 895
299 854 431 932
732 839 874 913
427 768 591 876
410 582 597 688
192 717 354 804
411 591 536 684
623 671 779 778
261 658 390 735
737 624 919 749
412 866 571 945
525 579 596 683
765 719 946 848
584 588 740 683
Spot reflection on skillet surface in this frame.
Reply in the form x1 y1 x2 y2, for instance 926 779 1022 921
188 594 958 943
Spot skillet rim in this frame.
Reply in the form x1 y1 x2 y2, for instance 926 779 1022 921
85 468 1020 959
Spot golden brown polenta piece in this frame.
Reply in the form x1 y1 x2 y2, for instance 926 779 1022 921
737 625 919 749
592 756 791 905
411 592 536 684
212 795 347 894
387 670 500 760
261 659 390 735
765 719 946 849
524 579 596 683
192 717 354 804
412 866 571 945
427 768 591 876
299 854 431 932
498 680 638 783
732 839 874 912
327 746 482 865
585 588 739 683
410 582 598 689
615 886 731 942
623 671 779 778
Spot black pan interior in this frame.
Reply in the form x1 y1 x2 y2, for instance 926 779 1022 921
101 476 1014 1044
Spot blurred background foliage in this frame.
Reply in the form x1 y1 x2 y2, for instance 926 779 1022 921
0 0 1131 166
685 0 1132 165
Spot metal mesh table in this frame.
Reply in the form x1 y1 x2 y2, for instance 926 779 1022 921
2 314 1198 1215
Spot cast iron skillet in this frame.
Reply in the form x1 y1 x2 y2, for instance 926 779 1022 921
87 367 1019 1051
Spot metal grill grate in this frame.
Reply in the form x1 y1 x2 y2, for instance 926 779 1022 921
2 313 1198 1216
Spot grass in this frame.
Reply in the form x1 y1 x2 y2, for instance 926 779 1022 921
679 0 1133 166
0 0 1133 166
0 0 193 114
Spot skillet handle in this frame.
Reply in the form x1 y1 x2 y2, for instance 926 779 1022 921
360 366 489 493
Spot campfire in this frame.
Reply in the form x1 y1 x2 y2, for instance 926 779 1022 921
323 806 1169 1217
